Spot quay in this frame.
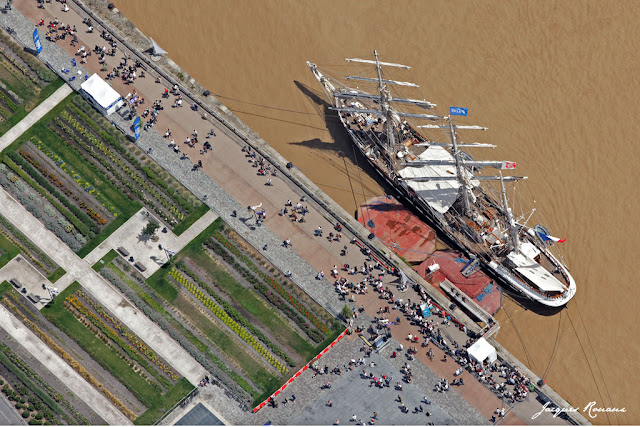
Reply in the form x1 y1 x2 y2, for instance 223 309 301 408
1 1 589 425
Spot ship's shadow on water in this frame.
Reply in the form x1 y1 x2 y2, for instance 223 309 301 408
291 80 356 159
292 80 395 200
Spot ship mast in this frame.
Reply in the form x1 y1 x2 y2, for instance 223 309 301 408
373 50 396 149
500 172 519 251
447 116 471 214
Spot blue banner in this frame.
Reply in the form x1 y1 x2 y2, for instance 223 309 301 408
33 29 43 54
133 116 141 140
450 106 468 116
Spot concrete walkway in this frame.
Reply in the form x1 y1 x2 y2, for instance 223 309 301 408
0 304 132 425
84 208 218 278
0 84 72 150
0 188 208 385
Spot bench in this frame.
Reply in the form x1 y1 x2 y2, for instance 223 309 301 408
134 262 147 272
10 279 22 289
117 246 130 257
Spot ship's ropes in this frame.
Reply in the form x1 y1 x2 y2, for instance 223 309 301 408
566 309 614 425
566 303 619 425
501 303 542 379
541 307 568 382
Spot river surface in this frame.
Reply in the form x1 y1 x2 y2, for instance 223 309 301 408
114 1 639 423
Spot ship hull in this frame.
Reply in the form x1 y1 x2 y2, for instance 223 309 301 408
307 63 576 307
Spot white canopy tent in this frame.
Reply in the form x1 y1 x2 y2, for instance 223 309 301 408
80 74 123 116
467 337 497 364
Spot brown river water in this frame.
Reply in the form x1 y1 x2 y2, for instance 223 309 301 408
115 1 639 423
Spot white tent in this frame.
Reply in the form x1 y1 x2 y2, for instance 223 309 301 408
467 337 497 364
150 37 168 56
80 74 123 115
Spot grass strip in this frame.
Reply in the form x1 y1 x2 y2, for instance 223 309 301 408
133 378 194 425
0 232 19 269
92 249 119 271
46 267 66 283
0 280 12 296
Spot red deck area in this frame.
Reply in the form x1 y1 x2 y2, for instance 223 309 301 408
356 197 502 315
356 196 435 263
416 251 502 315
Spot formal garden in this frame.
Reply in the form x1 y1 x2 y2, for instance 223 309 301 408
0 280 194 425
96 218 343 407
0 282 102 425
0 93 209 257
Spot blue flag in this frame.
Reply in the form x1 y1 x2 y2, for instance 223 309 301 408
33 29 43 54
133 117 141 140
450 106 468 116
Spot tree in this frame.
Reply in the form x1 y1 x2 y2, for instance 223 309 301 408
341 304 353 321
141 220 160 237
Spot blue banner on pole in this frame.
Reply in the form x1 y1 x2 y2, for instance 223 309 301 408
33 29 43 54
450 106 468 116
133 117 141 140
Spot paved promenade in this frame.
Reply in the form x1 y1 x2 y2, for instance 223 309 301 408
0 303 132 425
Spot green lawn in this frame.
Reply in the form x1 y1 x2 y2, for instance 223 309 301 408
191 250 316 360
92 249 119 271
41 282 167 409
134 378 194 425
0 232 20 269
0 78 64 141
0 280 12 296
46 267 66 283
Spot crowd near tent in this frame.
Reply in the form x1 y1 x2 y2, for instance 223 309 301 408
467 337 497 364
80 73 123 115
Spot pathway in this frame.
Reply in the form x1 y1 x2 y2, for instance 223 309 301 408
0 84 72 150
0 187 208 385
0 303 132 425
84 208 217 278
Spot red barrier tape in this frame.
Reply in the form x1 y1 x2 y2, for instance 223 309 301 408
252 328 349 413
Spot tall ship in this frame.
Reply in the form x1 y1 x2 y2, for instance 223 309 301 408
307 51 576 307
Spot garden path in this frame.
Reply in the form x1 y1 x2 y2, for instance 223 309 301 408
0 187 208 385
0 303 132 425
0 84 72 151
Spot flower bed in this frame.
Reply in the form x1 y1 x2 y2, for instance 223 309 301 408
57 111 183 221
211 233 330 335
0 342 89 424
175 262 295 367
31 137 118 217
12 150 104 230
168 268 288 374
70 290 179 382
